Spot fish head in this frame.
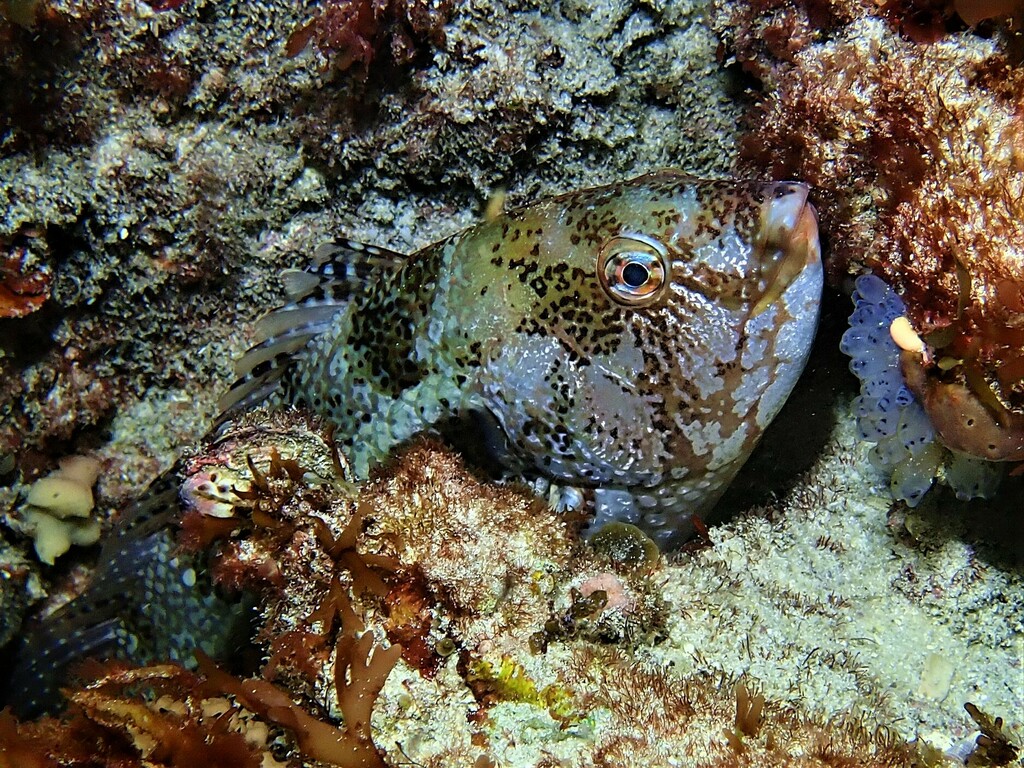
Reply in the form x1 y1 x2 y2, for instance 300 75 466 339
587 177 821 318
463 171 823 545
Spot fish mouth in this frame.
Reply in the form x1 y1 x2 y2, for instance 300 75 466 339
751 182 821 316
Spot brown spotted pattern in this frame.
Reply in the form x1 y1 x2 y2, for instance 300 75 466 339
271 171 822 546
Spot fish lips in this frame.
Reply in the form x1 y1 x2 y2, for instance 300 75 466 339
751 182 821 316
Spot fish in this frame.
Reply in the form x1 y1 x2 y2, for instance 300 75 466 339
222 169 823 543
4 170 822 716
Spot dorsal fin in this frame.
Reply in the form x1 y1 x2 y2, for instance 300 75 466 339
217 238 408 418
300 238 408 293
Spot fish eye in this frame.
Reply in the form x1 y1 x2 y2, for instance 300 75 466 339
598 235 669 306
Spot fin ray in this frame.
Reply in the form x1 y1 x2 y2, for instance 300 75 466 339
218 237 407 419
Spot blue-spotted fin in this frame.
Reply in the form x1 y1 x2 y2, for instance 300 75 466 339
222 169 822 545
5 469 251 718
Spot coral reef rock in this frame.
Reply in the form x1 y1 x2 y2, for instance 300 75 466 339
5 409 1021 766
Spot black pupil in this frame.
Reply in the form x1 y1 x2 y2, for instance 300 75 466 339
621 261 649 288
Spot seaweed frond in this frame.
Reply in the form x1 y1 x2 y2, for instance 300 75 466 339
964 702 1020 766
200 630 402 768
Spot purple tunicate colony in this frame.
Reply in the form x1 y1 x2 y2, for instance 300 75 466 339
840 275 1001 505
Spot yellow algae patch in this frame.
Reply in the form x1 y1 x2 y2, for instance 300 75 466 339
21 456 103 564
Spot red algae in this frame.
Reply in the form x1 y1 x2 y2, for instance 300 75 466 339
721 0 1024 461
0 252 50 319
285 0 453 72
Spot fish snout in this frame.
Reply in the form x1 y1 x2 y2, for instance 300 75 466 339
763 182 820 263
750 182 821 316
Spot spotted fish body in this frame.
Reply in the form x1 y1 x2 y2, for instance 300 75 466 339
230 170 822 546
7 170 821 716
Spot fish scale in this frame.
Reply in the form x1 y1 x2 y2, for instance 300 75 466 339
6 170 821 716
